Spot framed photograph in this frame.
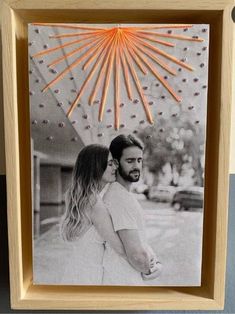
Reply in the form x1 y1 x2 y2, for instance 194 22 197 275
2 0 234 310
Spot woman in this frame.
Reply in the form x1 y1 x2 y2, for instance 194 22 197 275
61 144 159 285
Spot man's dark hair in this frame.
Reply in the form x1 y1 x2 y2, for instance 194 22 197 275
109 134 144 162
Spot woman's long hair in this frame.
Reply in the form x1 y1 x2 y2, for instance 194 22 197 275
61 144 109 241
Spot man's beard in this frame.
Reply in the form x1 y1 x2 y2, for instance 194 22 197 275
118 165 140 182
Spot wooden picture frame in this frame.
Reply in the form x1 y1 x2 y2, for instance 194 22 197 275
2 0 234 310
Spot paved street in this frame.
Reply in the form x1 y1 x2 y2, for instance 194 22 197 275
140 200 203 286
34 200 203 286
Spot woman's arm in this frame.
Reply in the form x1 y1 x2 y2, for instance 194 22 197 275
90 197 126 259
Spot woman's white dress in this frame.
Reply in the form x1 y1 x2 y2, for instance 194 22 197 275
61 225 105 285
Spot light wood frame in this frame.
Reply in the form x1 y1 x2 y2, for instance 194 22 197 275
1 0 234 310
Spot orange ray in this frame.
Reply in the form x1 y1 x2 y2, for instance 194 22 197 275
82 30 114 70
49 30 105 39
124 33 177 75
99 31 119 122
47 33 107 68
114 36 121 130
126 31 194 71
122 29 175 47
42 36 111 92
124 33 181 102
32 23 106 31
136 30 204 42
126 24 193 30
32 35 99 58
121 36 153 124
119 46 133 101
66 31 116 117
89 31 117 105
125 41 148 75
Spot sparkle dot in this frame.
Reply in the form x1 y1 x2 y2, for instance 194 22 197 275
158 112 163 115
70 77 74 80
195 120 200 124
39 60 44 64
29 70 33 74
202 46 207 51
143 86 148 90
149 101 154 106
94 100 100 104
82 114 88 119
131 114 136 118
28 42 33 46
183 28 188 32
183 47 188 51
71 137 78 142
29 91 34 96
167 30 172 34
178 90 182 93
72 120 77 124
202 85 207 89
98 133 104 137
194 92 200 96
182 78 187 82
50 68 57 74
200 63 205 68
197 52 201 56
42 119 50 124
32 120 38 125
172 113 177 117
188 106 194 110
107 109 112 113
39 103 44 108
120 124 125 128
159 128 164 133
192 35 199 39
35 29 40 34
43 44 48 49
58 122 65 128
35 78 40 83
164 76 168 80
193 78 199 82
57 102 63 107
178 68 182 72
54 89 59 94
156 83 160 87
107 124 112 128
139 120 145 124
71 89 77 93
146 135 152 139
181 58 186 62
77 103 81 107
120 103 125 107
161 95 166 99
202 28 207 32
47 136 54 141
85 125 91 129
133 99 139 104
133 130 138 134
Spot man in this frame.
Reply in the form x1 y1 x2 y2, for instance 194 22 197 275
103 134 162 283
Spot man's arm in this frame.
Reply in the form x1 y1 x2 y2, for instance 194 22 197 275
117 229 151 274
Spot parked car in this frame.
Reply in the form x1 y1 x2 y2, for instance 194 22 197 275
171 186 204 211
148 185 175 203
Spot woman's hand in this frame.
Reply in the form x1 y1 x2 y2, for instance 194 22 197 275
142 261 163 281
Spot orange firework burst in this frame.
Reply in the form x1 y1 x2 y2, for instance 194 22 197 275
31 23 204 130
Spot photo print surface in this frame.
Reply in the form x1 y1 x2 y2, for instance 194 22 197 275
29 23 209 286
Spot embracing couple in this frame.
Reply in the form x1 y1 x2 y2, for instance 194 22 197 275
61 134 162 285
